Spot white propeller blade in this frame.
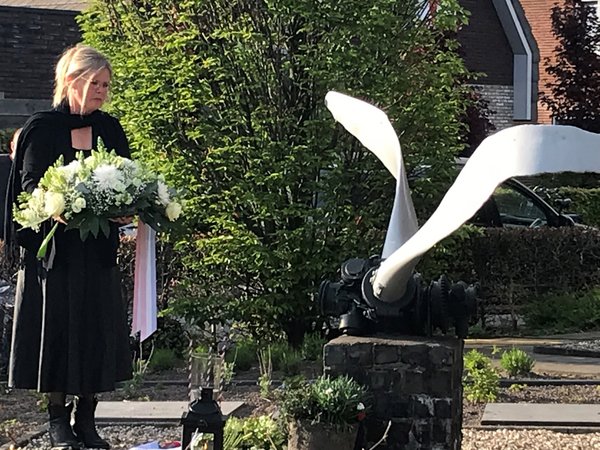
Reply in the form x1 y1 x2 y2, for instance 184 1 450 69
374 124 600 302
325 91 418 257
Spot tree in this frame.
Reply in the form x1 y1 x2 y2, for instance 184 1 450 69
79 0 472 343
541 0 600 132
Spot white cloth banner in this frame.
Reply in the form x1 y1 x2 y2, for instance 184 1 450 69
131 221 157 341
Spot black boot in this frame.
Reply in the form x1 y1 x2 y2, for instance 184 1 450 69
73 396 110 449
48 403 81 450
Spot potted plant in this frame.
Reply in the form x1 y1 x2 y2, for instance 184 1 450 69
280 375 368 450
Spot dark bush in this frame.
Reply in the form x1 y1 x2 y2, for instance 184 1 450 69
471 227 600 330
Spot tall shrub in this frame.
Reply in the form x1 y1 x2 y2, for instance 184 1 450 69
80 0 472 342
541 0 600 132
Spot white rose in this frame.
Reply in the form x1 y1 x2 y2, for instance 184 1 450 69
157 181 170 206
165 202 182 221
72 197 86 214
31 188 44 201
44 192 65 218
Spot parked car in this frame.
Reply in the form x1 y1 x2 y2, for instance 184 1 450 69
468 177 579 228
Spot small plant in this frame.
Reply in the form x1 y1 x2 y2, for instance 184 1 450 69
222 360 235 387
197 415 285 450
500 348 535 377
148 347 179 372
508 383 526 392
300 333 327 361
258 346 273 398
279 375 368 429
122 343 153 399
463 349 500 403
35 392 49 412
224 416 286 450
226 339 257 372
278 349 303 375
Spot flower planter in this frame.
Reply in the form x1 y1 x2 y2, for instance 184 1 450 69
287 420 357 450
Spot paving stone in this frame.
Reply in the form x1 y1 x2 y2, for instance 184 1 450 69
95 401 244 424
482 403 600 426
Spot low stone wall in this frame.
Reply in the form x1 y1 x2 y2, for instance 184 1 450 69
324 335 463 450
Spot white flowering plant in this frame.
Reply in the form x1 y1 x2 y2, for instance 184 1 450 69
279 375 369 429
13 143 183 258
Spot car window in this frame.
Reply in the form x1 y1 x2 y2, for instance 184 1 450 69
493 185 549 228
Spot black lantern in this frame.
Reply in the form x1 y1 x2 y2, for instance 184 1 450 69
180 387 227 450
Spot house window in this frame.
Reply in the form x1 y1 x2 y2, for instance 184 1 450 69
582 0 599 16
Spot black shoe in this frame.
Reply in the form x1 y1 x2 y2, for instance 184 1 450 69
48 403 81 450
73 396 110 449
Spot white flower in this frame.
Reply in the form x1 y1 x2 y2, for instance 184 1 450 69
44 192 65 218
31 188 44 201
62 160 81 178
165 202 182 221
324 388 333 396
72 197 86 213
157 181 170 206
93 164 124 190
357 403 365 411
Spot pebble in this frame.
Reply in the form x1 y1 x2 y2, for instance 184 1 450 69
560 340 600 353
463 429 600 450
20 426 600 449
23 425 181 449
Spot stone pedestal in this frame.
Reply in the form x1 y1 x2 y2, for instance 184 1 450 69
324 335 463 450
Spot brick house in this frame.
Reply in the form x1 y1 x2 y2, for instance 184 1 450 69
0 1 85 128
458 0 538 130
1 0 596 131
520 0 599 124
459 0 600 129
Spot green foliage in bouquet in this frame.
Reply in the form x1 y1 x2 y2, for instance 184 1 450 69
13 144 183 258
279 375 368 429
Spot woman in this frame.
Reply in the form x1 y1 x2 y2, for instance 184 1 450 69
8 45 132 450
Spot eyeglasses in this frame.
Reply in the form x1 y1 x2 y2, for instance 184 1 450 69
82 78 110 89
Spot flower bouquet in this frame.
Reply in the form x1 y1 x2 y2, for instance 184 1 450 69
13 143 183 259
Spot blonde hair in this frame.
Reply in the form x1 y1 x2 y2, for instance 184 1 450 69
52 44 112 108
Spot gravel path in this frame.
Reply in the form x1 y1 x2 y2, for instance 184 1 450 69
463 429 600 450
21 426 600 449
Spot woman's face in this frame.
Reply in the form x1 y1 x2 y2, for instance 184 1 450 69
67 68 111 114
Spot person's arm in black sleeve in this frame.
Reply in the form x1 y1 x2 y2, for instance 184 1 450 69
111 117 130 159
21 125 55 194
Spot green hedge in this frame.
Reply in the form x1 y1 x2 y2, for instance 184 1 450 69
556 187 600 227
471 227 600 330
0 128 16 155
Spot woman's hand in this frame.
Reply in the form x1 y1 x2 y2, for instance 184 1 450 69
53 215 68 225
109 216 134 225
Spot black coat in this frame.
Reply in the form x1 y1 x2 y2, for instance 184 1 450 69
8 105 133 393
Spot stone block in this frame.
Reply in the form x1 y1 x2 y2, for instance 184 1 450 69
411 420 432 447
347 343 373 367
428 370 453 397
432 419 450 444
403 369 425 394
410 395 434 419
369 370 391 391
374 344 399 364
434 399 452 419
400 344 430 368
323 343 346 366
429 345 453 368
